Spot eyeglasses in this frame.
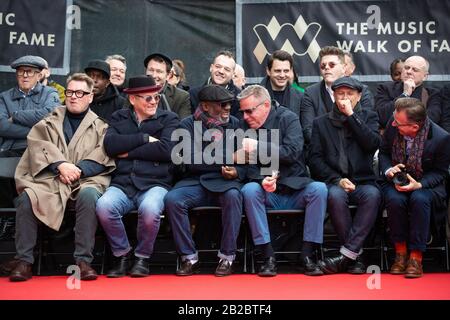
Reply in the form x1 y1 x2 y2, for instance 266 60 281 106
135 94 161 103
65 89 92 98
16 69 40 77
320 61 339 70
239 101 265 115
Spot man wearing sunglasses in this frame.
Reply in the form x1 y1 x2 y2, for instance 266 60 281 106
9 73 115 282
0 55 60 209
84 59 126 123
239 85 328 277
300 46 374 144
380 97 450 278
165 84 244 277
96 75 179 278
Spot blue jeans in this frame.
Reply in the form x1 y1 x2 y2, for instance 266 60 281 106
327 184 381 259
96 186 167 258
241 181 327 246
382 183 432 252
164 185 243 261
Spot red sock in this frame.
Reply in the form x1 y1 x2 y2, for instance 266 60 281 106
395 242 407 255
410 250 423 262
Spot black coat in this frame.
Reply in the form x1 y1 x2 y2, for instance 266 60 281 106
173 115 245 192
241 103 312 191
90 84 127 124
309 106 381 185
379 120 450 228
260 76 304 117
375 81 443 130
439 84 450 133
104 108 180 197
300 80 374 144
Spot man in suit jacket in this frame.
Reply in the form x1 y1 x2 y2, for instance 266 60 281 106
145 53 191 119
309 77 382 274
260 50 303 117
165 84 244 277
380 97 450 278
239 85 327 277
375 55 447 132
300 46 374 144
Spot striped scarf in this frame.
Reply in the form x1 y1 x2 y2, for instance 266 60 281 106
193 106 225 141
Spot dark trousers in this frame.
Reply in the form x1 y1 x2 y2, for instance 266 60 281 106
14 187 101 264
165 185 243 259
327 184 381 255
382 184 433 252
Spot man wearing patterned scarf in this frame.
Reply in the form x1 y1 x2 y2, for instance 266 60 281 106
165 84 244 277
380 97 450 278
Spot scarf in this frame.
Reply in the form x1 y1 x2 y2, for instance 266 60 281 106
328 103 362 176
193 105 226 141
391 117 430 180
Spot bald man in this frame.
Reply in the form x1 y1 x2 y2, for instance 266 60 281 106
375 55 447 132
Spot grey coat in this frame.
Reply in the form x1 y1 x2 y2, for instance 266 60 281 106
0 83 60 152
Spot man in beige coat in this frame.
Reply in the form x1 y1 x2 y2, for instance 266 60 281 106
9 73 115 282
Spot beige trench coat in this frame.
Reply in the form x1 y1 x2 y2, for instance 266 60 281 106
15 106 115 231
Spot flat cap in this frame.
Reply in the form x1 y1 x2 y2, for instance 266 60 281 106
198 84 235 103
331 76 363 92
144 53 172 69
10 55 47 70
85 59 110 78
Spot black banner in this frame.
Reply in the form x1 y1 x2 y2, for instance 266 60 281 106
237 0 450 83
0 0 71 75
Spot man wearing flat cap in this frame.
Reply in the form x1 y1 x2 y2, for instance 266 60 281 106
308 76 382 274
144 52 191 119
0 55 60 208
165 84 244 277
85 59 126 123
96 75 179 278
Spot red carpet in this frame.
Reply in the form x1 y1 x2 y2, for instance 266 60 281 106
1 273 449 300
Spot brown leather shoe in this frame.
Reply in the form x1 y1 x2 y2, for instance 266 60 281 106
9 260 32 282
78 261 98 281
0 259 20 276
390 253 407 274
405 258 423 278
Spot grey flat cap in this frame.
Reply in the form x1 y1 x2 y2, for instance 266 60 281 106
10 55 47 70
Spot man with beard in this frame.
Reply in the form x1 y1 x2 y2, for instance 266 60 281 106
165 84 244 277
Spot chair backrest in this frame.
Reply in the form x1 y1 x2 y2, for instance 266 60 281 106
0 157 21 178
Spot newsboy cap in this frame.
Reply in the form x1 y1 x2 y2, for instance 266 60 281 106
84 59 110 78
198 84 235 103
143 53 172 69
10 55 47 70
123 75 162 94
331 76 363 92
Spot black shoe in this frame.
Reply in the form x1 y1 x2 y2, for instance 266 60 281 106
215 259 233 277
258 257 277 277
299 256 324 276
0 259 20 277
318 254 351 274
347 256 366 274
129 257 150 277
107 252 133 278
176 260 200 276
